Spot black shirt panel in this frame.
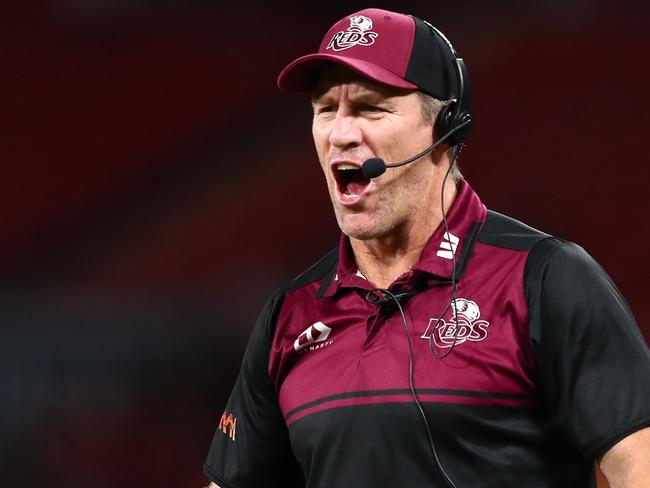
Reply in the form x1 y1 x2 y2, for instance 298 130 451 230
289 402 594 488
525 238 650 459
203 290 305 488
477 210 550 251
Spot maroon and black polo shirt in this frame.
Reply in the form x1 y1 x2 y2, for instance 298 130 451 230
205 180 650 488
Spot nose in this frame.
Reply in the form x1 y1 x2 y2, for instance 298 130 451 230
328 110 362 149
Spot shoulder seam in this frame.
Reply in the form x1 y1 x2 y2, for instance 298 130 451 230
529 236 569 260
477 210 551 251
284 247 338 293
524 237 569 288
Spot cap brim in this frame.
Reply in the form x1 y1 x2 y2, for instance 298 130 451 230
277 53 418 94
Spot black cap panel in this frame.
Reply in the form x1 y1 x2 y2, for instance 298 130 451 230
405 16 457 100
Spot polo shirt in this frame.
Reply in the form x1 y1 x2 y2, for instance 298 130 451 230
204 180 650 488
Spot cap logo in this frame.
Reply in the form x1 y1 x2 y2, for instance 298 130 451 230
326 15 378 52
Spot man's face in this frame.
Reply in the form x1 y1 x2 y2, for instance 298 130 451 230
311 67 438 241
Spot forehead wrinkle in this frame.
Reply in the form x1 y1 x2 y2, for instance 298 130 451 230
312 81 405 109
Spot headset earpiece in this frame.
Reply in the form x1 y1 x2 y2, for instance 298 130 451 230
424 24 473 147
436 100 472 147
435 102 456 144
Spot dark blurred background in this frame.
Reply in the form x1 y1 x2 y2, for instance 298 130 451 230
2 1 648 487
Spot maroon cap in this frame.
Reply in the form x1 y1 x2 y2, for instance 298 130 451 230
277 8 458 100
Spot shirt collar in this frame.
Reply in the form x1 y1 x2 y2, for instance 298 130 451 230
319 179 487 298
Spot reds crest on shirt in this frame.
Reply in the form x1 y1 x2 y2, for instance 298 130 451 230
326 15 379 51
421 298 490 348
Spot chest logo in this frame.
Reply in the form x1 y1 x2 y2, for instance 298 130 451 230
294 321 333 352
421 298 490 348
327 15 379 52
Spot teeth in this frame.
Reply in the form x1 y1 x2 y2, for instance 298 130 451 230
335 163 359 170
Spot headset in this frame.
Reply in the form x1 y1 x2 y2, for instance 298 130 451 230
360 19 473 180
423 19 473 148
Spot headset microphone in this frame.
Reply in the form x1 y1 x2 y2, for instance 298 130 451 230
360 118 471 179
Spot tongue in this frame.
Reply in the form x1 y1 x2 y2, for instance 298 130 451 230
346 173 370 195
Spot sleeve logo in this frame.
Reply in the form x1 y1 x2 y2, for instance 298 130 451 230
219 412 237 442
421 298 490 348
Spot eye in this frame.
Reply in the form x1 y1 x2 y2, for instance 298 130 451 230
314 104 335 115
360 104 386 114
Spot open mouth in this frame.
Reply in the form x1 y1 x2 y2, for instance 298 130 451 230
334 163 371 197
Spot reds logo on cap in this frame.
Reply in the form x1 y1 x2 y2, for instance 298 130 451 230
326 15 379 52
277 7 462 102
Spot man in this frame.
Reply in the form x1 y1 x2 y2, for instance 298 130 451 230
204 8 650 487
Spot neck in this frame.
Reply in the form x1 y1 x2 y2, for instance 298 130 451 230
351 174 458 289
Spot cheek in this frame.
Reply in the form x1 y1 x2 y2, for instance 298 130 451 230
381 129 425 168
377 134 400 164
312 133 329 169
312 120 328 147
376 162 431 212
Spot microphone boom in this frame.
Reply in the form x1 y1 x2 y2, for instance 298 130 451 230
360 119 470 179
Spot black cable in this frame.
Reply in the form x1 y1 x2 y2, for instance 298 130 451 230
365 288 457 488
361 145 465 487
428 144 464 360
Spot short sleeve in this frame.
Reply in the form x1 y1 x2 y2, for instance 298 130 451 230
526 238 650 460
203 291 304 488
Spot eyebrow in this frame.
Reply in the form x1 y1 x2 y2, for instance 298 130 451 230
312 89 391 106
352 91 389 104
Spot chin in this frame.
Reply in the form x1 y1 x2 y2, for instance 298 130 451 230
337 213 387 241
342 227 377 241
